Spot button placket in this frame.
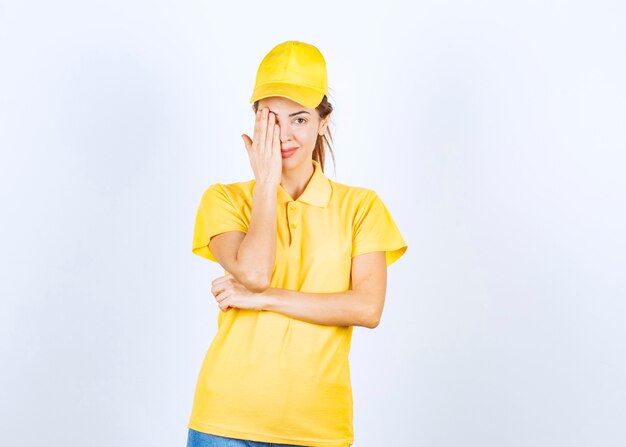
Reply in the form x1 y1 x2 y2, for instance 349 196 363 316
286 201 301 246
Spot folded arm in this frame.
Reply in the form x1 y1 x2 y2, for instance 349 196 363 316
210 183 277 292
261 251 388 329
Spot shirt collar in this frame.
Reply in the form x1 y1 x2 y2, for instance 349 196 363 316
276 159 332 208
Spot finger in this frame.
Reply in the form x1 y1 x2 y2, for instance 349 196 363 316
273 123 280 155
258 108 268 154
211 283 231 296
216 293 232 312
213 273 237 286
212 275 235 291
215 289 230 306
211 275 230 286
252 109 261 151
264 112 275 157
212 273 235 283
211 282 230 297
241 134 251 152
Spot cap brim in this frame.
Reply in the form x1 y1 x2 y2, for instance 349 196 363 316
249 82 325 109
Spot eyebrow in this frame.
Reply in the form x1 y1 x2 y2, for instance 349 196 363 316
269 110 310 117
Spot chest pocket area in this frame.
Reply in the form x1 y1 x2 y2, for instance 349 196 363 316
300 217 352 289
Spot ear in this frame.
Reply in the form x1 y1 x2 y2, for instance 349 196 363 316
318 113 331 135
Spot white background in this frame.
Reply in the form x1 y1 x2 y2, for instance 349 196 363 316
1 1 625 446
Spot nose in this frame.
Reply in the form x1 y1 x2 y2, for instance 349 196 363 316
279 124 292 143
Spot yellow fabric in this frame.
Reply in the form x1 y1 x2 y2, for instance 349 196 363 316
249 40 328 109
189 159 408 447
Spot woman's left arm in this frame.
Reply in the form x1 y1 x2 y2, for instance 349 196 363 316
211 251 388 329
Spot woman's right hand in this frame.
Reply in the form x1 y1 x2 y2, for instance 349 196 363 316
241 107 283 187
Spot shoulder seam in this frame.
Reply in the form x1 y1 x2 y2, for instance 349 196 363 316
215 183 239 208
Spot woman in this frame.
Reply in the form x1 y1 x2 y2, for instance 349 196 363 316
187 41 408 447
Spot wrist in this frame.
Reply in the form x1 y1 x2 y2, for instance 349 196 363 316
254 182 279 192
260 288 277 311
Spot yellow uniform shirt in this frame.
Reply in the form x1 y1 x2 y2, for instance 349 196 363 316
189 159 408 447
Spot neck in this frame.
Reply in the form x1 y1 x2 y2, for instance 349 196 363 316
280 160 315 202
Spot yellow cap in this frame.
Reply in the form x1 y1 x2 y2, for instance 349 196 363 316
249 41 328 109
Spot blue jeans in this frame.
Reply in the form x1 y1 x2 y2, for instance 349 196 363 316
187 428 344 447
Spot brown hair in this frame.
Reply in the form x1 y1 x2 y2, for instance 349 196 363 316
252 95 336 173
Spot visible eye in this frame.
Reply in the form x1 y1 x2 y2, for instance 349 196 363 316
295 117 307 124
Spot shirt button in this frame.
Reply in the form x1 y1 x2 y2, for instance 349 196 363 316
290 223 297 229
289 205 296 211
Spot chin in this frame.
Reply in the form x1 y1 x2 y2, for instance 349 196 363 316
282 152 306 166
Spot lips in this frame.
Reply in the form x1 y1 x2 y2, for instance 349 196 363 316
281 147 298 158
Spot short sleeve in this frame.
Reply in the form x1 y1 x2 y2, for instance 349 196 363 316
191 183 248 262
352 190 408 267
